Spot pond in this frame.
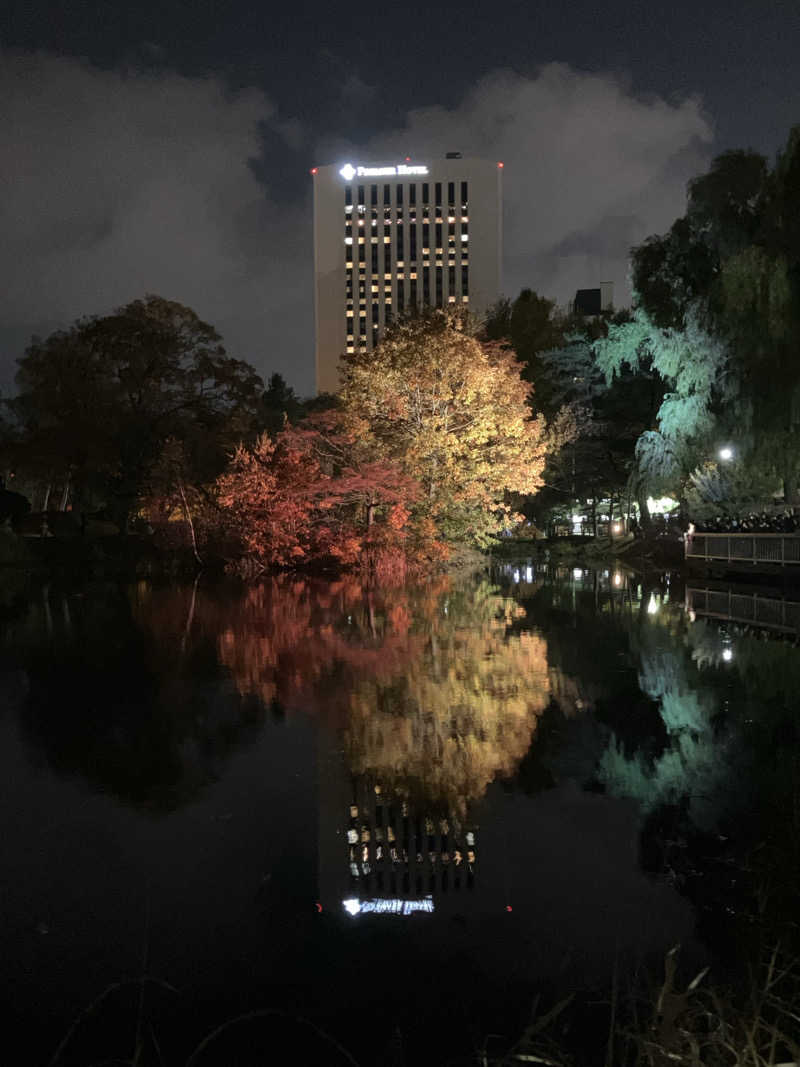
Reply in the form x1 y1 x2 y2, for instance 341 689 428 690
1 564 798 1065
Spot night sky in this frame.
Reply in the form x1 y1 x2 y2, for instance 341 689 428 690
2 0 798 394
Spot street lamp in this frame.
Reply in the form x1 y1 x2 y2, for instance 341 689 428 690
719 446 734 462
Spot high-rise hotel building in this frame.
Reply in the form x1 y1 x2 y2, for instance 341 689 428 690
312 155 503 394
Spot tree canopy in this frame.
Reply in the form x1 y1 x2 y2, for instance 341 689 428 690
12 295 264 522
601 126 800 506
338 309 560 545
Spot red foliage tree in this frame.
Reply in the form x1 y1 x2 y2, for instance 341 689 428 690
215 416 436 574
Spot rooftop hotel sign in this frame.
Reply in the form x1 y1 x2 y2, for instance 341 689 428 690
338 163 429 180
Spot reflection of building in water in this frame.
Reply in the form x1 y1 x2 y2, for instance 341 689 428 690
318 725 482 917
344 778 477 907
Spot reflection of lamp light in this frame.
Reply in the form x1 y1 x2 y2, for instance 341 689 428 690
719 447 734 461
647 593 659 615
722 648 733 662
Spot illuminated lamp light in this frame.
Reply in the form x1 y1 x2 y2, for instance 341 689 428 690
505 904 513 912
613 573 622 587
612 522 622 533
405 156 411 162
315 902 323 913
310 167 318 175
719 446 734 461
722 648 733 662
497 161 504 168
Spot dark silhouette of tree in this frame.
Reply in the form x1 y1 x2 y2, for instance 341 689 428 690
12 295 264 526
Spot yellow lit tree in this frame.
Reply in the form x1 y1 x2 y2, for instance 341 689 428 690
339 310 566 545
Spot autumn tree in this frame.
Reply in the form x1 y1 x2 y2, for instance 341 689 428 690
215 416 429 576
338 309 559 545
12 295 264 526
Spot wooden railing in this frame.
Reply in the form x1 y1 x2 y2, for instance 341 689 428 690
685 532 800 566
686 585 800 633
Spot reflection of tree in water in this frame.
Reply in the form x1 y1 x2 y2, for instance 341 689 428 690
213 574 442 719
7 582 269 812
343 582 551 816
596 615 742 829
215 576 552 817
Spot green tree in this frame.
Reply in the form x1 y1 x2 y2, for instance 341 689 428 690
13 295 263 526
618 128 800 505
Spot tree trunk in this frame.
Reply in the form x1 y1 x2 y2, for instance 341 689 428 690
637 489 653 535
178 481 202 567
784 469 800 506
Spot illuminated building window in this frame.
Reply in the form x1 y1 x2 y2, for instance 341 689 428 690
409 271 417 280
345 236 353 245
384 272 392 280
448 295 456 303
461 233 468 242
383 235 390 243
371 236 378 244
358 219 364 227
346 345 355 353
396 260 404 268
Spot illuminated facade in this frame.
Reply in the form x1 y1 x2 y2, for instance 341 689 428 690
312 155 503 394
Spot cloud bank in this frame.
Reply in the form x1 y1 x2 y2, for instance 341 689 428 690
0 53 712 395
349 65 713 313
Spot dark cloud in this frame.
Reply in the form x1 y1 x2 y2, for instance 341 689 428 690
1 53 713 397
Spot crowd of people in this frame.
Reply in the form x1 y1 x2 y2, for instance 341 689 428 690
694 510 800 533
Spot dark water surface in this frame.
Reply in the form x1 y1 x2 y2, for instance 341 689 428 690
1 565 798 1065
